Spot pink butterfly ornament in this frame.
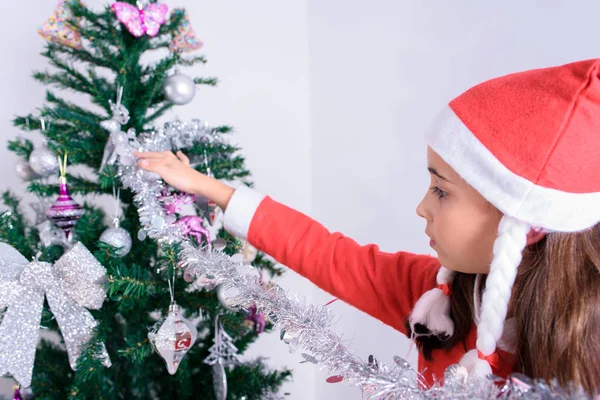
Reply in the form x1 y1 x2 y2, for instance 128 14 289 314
39 0 83 50
169 10 203 53
111 1 168 38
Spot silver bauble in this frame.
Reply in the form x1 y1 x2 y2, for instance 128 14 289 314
216 284 241 312
15 158 39 181
164 72 196 105
99 226 132 256
29 146 59 177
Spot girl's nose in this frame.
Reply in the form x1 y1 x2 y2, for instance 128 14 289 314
416 195 430 221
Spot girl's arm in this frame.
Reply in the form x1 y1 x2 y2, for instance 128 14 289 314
224 186 440 333
135 151 440 333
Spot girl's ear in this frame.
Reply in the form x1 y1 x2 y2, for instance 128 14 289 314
526 227 546 246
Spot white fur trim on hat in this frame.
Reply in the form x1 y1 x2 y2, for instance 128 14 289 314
426 106 600 232
409 266 455 337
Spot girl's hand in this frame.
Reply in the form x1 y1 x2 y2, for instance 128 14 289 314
135 151 201 194
134 151 235 210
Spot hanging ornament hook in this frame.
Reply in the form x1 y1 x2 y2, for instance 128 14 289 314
40 117 51 135
203 149 213 178
116 85 124 107
112 185 122 226
57 152 69 183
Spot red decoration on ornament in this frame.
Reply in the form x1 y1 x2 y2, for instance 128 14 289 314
175 330 192 350
46 154 84 239
326 375 344 383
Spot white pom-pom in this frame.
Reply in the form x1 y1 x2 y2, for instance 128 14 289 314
459 349 492 378
471 357 493 378
409 286 454 336
458 349 479 371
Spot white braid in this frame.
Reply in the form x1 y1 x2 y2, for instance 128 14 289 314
476 215 529 357
436 266 454 285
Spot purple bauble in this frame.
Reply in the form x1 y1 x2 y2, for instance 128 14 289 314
46 178 84 239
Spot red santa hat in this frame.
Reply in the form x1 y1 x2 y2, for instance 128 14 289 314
409 59 600 377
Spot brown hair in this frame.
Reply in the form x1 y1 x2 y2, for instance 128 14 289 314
406 224 600 395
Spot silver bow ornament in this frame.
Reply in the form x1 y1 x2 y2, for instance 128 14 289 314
0 242 112 387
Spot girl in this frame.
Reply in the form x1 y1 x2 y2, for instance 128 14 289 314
136 59 600 395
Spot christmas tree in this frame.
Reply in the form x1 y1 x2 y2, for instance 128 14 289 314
0 1 291 398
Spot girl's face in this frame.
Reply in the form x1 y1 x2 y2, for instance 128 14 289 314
416 147 503 274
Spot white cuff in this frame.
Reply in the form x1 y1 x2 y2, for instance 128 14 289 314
223 185 266 240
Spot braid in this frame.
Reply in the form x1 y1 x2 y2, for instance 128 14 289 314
459 216 529 376
477 215 529 355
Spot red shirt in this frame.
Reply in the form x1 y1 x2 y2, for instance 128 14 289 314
233 193 514 386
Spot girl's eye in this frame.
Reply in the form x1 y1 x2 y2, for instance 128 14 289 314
430 186 447 199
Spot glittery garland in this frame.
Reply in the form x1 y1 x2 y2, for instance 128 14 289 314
118 119 225 244
115 120 592 399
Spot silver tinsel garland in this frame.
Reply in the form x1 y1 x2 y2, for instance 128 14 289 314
115 118 593 399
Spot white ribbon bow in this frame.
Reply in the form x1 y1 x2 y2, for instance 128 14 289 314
0 242 111 387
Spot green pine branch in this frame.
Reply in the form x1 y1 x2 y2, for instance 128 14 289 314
31 339 73 399
44 91 104 126
35 56 97 98
228 360 292 400
73 203 107 243
118 335 153 364
27 175 103 197
0 192 34 258
7 137 34 158
145 102 171 123
178 55 208 67
107 264 158 299
194 77 218 86
47 42 119 72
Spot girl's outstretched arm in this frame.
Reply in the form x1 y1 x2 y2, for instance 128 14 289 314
226 186 440 333
136 151 440 333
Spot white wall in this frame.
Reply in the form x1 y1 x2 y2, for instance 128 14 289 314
2 1 600 399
